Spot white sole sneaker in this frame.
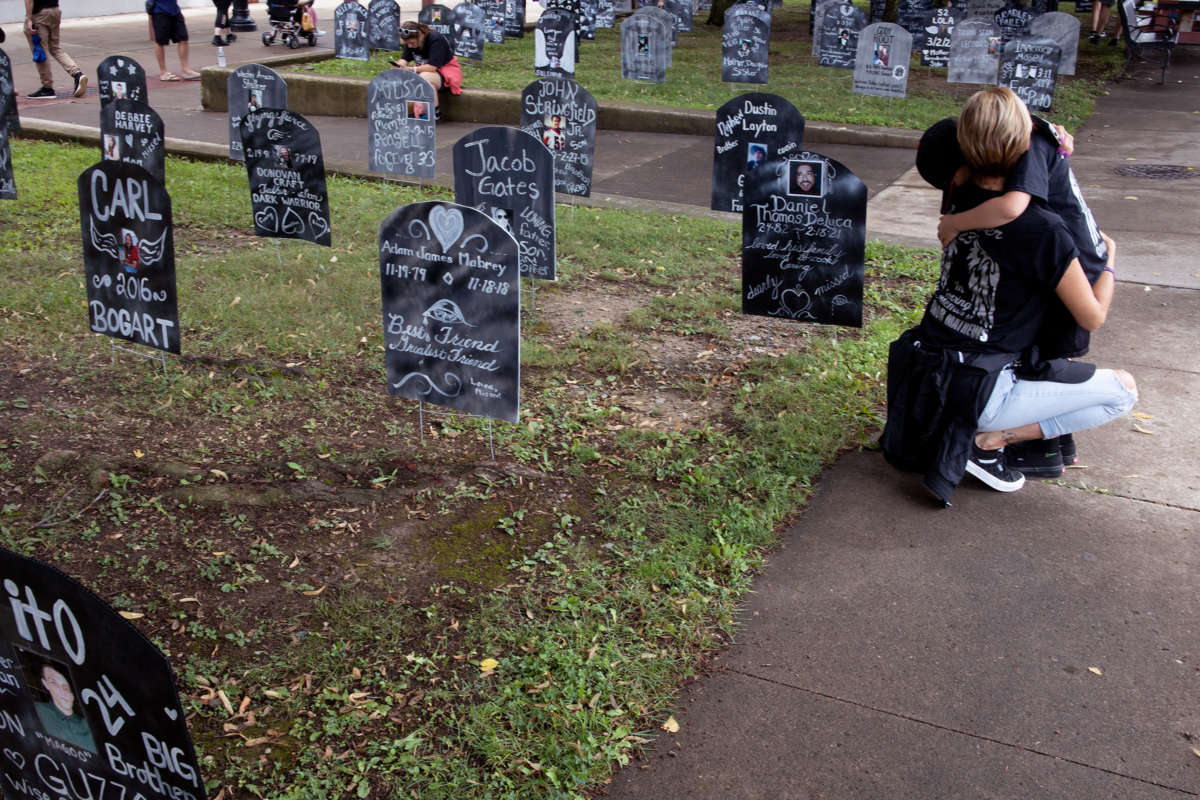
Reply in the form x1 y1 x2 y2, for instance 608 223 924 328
966 456 1026 492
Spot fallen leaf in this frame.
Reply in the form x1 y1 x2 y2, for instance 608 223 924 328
1088 667 1103 676
210 469 229 480
1123 195 1139 200
302 586 326 596
662 716 680 733
1192 747 1200 760
118 611 144 620
230 296 241 307
132 449 144 458
238 696 251 715
1131 412 1154 419
217 689 235 715
480 658 500 673
1132 424 1156 435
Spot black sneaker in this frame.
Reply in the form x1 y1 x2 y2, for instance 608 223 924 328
966 444 1026 492
1088 30 1100 44
1058 433 1077 466
28 86 56 98
212 35 227 45
226 32 237 42
72 72 87 98
1005 438 1064 478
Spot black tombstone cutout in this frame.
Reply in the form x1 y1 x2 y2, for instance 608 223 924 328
853 23 912 97
0 126 16 200
78 161 180 353
596 0 615 27
0 48 18 136
227 64 287 161
947 16 1001 83
577 0 599 39
519 77 597 197
504 0 527 37
920 5 963 66
368 69 437 178
993 0 1035 41
966 0 1006 16
818 2 867 68
368 0 402 49
896 0 934 47
1074 0 1092 12
380 201 520 422
998 35 1059 110
453 2 487 59
711 93 805 214
1030 0 1057 12
0 549 203 800
536 10 578 79
96 55 148 108
453 126 556 280
99 99 166 185
545 0 585 53
722 11 770 83
334 0 371 60
742 153 865 328
419 3 458 40
655 0 694 32
868 0 887 22
621 12 670 81
811 0 838 52
635 4 679 47
241 109 333 246
478 0 507 43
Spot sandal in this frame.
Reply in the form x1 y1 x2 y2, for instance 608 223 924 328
182 72 202 80
160 72 181 81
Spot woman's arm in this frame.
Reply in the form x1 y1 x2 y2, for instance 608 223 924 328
1056 232 1116 331
937 191 1032 247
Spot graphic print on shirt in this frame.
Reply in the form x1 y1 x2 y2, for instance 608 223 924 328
929 230 1001 342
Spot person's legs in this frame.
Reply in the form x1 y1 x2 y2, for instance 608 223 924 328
975 367 1137 447
154 42 170 77
26 12 54 90
40 7 82 81
177 40 194 74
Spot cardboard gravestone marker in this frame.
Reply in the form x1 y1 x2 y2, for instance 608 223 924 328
596 0 615 28
504 0 527 37
368 69 437 178
993 0 1035 41
545 0 585 53
578 0 599 39
380 201 520 422
100 99 166 185
636 4 679 47
241 109 332 246
0 48 18 136
453 126 556 280
227 64 287 161
998 35 1059 109
869 0 887 22
453 2 487 59
368 0 402 49
811 0 839 53
655 0 693 33
478 0 507 43
920 5 964 66
0 548 203 799
536 10 578 78
1029 10 1078 74
711 92 805 213
722 10 770 83
519 77 597 197
818 2 867 68
742 153 865 328
947 17 1000 83
1030 0 1057 12
419 3 457 40
96 55 148 108
1074 0 1092 12
0 126 16 200
896 0 935 47
853 23 912 97
622 13 671 81
966 0 1005 16
334 0 371 60
79 161 180 352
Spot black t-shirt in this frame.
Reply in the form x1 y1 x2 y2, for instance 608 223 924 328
920 182 1078 354
32 0 60 12
401 30 454 67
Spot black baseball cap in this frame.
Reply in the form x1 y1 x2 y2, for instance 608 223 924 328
916 117 966 214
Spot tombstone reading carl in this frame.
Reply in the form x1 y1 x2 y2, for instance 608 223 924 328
0 48 18 135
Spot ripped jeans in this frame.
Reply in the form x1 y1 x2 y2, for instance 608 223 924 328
977 366 1137 439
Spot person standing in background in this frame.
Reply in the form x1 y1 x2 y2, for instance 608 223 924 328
148 0 201 80
23 0 87 98
212 0 237 46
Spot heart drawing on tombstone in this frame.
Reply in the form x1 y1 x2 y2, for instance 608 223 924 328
281 206 305 236
4 749 26 769
254 207 279 232
308 212 330 242
429 205 464 251
164 707 178 721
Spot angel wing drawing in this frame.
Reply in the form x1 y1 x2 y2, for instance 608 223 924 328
137 227 169 268
90 219 121 259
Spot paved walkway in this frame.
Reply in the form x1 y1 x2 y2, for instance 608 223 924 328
6 15 1199 796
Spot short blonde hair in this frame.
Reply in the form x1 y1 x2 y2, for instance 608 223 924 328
957 87 1032 178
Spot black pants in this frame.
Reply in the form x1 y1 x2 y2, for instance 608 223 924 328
214 0 232 28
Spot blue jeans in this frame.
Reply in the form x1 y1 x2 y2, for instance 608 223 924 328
977 366 1137 439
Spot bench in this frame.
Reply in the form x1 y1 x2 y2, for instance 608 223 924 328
1117 0 1178 83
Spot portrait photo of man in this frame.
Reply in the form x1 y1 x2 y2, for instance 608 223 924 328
746 142 767 170
787 160 822 197
18 649 97 753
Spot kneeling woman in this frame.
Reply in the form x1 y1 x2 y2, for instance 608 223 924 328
389 21 463 121
882 88 1137 505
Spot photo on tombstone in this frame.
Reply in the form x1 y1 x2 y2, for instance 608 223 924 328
379 201 521 422
100 99 166 185
519 77 597 197
722 11 770 84
368 0 402 50
504 0 527 37
452 2 487 59
1 47 21 135
1029 10 1078 74
368 69 437 178
334 0 371 60
993 0 1035 42
78 161 180 353
240 109 332 246
998 35 1059 110
453 126 557 280
0 548 204 800
97 56 148 109
621 13 670 81
711 92 805 213
227 64 287 161
741 153 865 328
1 125 16 200
420 2 458 40
852 23 912 97
947 17 1001 83
817 2 867 68
535 9 578 77
478 0 507 43
634 4 679 47
919 5 963 67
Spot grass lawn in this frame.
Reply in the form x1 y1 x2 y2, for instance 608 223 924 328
302 2 1126 131
0 138 943 798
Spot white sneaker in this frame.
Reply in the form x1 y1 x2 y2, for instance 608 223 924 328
965 444 1026 492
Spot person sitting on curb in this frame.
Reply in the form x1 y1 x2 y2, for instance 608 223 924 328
881 87 1138 506
389 21 462 122
23 0 87 98
916 111 1110 479
147 0 201 81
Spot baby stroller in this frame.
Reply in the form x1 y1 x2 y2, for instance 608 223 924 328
262 0 317 49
